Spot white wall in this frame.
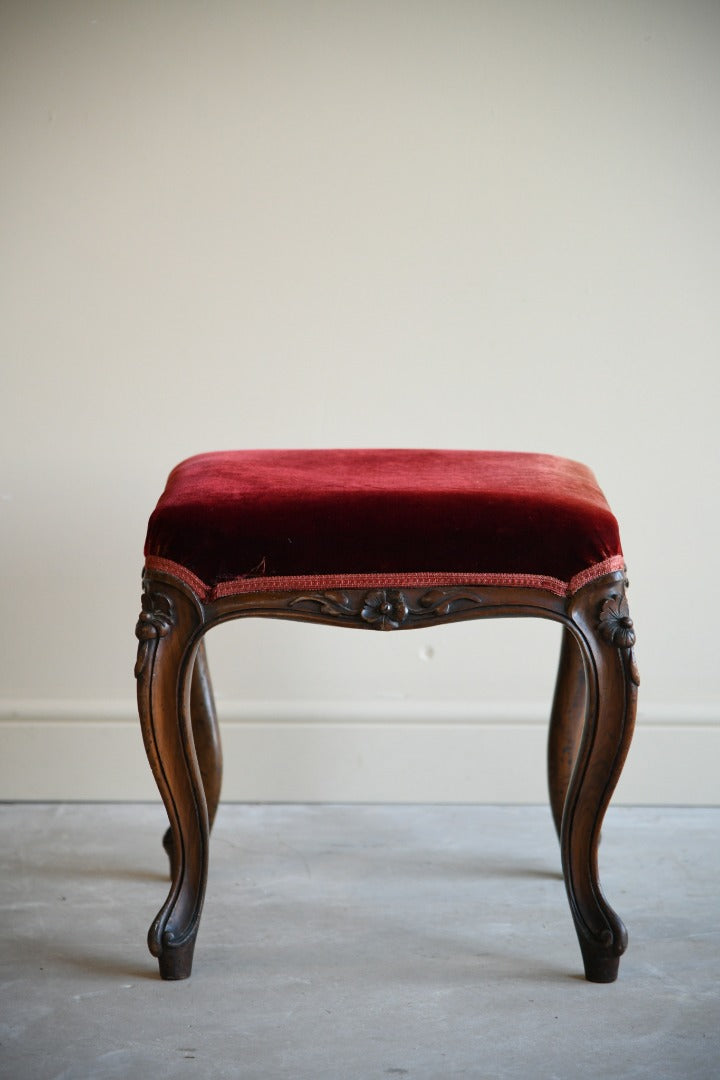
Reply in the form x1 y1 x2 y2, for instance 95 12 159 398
1 1 718 802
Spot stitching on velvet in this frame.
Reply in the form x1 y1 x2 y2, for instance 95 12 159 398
209 571 570 599
568 555 626 592
144 555 627 603
145 557 208 598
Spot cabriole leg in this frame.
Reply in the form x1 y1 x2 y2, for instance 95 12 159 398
561 574 639 982
548 627 586 838
135 573 208 980
163 638 222 876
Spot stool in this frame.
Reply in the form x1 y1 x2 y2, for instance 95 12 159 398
135 449 638 982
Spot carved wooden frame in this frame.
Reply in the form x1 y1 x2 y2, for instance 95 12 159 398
135 567 638 983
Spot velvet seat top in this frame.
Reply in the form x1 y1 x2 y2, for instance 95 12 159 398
144 449 624 600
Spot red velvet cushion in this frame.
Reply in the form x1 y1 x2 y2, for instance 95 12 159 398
144 449 623 598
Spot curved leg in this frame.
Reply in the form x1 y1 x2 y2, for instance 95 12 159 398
548 627 586 838
163 638 222 874
135 573 208 980
561 574 639 982
191 639 223 826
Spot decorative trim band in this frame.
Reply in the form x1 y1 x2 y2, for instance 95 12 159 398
143 554 626 602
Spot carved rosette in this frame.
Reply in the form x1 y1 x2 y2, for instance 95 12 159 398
288 586 485 627
597 587 640 686
360 589 408 630
134 587 176 678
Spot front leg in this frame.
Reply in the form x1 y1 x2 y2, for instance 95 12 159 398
561 574 639 982
135 573 209 980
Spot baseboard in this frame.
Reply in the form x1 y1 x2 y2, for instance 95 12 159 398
0 700 718 804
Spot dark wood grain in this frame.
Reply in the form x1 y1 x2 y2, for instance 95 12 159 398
548 628 586 839
162 638 222 878
135 568 637 982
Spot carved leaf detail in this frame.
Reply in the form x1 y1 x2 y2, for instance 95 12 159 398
288 591 356 617
416 589 484 617
287 586 486 629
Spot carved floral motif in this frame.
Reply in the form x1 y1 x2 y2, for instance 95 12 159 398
136 588 175 640
135 587 176 678
360 589 408 630
288 586 485 628
598 594 636 648
597 589 640 686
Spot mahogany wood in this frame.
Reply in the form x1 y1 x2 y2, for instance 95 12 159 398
162 639 222 877
135 569 638 982
548 628 586 838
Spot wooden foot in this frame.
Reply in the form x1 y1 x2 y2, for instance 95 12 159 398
560 574 639 982
136 572 209 980
579 941 621 984
155 934 197 981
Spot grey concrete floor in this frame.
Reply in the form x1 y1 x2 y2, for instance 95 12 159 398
0 804 718 1080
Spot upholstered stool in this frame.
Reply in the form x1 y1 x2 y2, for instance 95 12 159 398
135 449 638 982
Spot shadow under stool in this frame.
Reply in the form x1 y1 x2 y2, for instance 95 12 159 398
135 449 638 982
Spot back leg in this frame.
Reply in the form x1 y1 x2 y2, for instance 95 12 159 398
163 638 222 872
548 627 586 838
